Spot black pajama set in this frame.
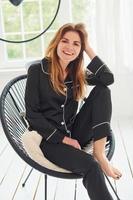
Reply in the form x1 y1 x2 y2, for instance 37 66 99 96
25 56 114 200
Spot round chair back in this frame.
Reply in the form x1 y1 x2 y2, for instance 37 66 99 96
0 75 115 179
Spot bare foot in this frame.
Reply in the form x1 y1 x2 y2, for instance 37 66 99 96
94 155 122 180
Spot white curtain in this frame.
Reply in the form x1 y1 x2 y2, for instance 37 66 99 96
94 0 133 117
95 0 133 73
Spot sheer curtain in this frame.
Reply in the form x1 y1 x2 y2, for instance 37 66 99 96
94 0 133 117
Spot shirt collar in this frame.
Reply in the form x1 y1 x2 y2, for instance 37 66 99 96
41 57 73 85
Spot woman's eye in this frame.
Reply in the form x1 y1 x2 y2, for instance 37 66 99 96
61 40 68 43
61 40 80 47
74 43 80 46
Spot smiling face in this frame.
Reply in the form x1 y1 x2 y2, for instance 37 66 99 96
57 31 81 67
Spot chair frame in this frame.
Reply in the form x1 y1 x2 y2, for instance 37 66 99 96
0 74 116 200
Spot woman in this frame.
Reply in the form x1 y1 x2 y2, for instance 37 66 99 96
25 23 122 200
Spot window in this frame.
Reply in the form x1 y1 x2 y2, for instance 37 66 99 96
0 0 95 69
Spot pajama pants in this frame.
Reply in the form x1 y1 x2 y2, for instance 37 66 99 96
40 84 114 200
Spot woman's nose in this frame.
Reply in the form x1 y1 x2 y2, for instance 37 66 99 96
66 43 74 50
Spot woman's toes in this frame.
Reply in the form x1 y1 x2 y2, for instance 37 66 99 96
104 166 122 180
98 160 122 179
112 167 122 178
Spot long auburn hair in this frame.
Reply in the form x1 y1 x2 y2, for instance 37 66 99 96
45 23 88 101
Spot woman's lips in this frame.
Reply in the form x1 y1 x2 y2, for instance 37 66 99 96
63 50 74 56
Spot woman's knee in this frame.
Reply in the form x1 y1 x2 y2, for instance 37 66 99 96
88 85 111 101
93 84 110 94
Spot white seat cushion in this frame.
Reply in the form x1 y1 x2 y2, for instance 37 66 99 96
22 130 72 173
21 129 93 173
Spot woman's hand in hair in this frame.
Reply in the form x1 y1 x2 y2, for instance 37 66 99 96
83 30 96 60
84 40 96 60
62 136 81 150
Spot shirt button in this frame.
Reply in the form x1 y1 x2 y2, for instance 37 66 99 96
61 104 64 108
61 121 65 125
66 130 71 134
63 87 67 92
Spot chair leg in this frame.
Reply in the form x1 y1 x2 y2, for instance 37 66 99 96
44 174 48 200
104 174 121 200
74 179 77 200
22 168 34 187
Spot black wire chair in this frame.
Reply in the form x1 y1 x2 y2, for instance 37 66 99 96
0 74 115 200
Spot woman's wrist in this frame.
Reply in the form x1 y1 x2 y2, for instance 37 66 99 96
85 45 96 60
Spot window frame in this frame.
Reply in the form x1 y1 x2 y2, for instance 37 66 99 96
0 0 72 69
0 0 95 70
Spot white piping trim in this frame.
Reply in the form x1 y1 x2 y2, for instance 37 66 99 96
64 81 73 84
46 129 57 141
95 64 106 75
86 69 93 75
40 61 49 75
62 87 71 137
92 121 110 129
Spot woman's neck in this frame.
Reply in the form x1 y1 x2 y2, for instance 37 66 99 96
59 59 69 70
59 60 69 81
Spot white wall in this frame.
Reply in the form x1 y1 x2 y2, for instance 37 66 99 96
95 0 133 119
111 73 133 119
0 69 26 94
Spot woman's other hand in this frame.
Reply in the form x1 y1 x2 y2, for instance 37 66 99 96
62 136 81 150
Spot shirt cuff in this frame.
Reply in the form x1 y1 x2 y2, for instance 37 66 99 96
46 129 65 144
87 56 106 75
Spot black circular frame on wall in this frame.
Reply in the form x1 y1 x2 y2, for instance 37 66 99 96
0 0 61 43
9 0 23 6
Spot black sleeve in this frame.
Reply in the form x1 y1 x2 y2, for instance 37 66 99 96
86 56 114 86
25 64 65 144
